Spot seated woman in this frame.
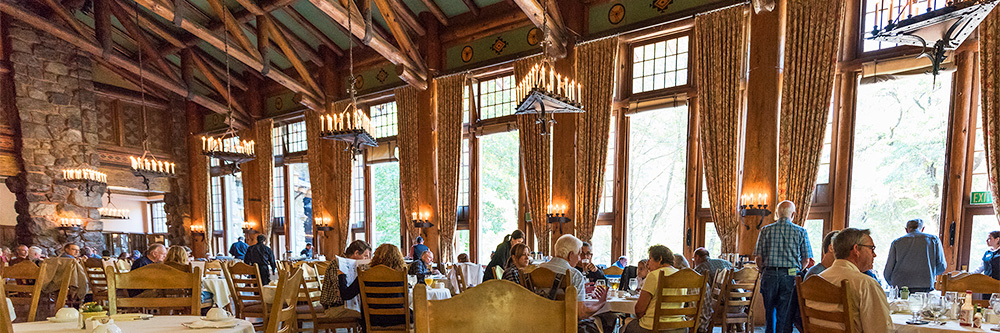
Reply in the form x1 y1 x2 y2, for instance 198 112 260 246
164 245 213 303
358 243 411 329
320 240 372 319
626 245 682 333
501 243 530 285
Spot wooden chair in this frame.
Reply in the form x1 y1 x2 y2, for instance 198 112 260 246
105 263 202 315
448 265 467 293
223 261 268 330
292 263 326 333
603 265 624 277
524 268 572 300
707 268 732 332
413 279 577 333
204 261 224 276
938 273 1000 306
648 268 708 331
796 275 855 333
715 267 761 333
266 268 304 333
83 258 110 306
358 265 412 333
492 266 504 282
313 261 330 278
0 275 13 331
2 260 71 322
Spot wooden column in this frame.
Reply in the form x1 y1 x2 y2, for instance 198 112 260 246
738 1 785 255
550 0 585 244
186 101 209 258
940 48 976 270
318 45 343 258
831 71 856 231
416 12 441 257
242 74 265 243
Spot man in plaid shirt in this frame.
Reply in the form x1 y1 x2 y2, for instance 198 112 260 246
754 201 812 333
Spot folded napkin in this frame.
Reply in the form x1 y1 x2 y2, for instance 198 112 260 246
182 319 238 329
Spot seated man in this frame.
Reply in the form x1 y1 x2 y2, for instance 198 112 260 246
407 250 440 283
691 247 733 283
574 242 607 283
817 228 893 332
60 243 80 259
537 235 609 332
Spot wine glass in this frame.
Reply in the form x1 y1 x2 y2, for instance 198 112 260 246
610 278 620 291
629 278 638 292
908 293 926 324
991 293 1000 327
925 294 945 324
945 292 958 319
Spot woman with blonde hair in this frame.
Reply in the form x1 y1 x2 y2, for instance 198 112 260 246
370 243 406 271
164 245 191 271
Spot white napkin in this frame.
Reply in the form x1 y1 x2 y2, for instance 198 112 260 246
183 319 237 329
6 298 15 321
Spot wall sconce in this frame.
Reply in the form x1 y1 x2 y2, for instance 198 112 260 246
315 217 334 231
546 204 571 234
412 212 433 228
190 224 206 240
739 193 771 230
242 221 257 234
57 217 83 234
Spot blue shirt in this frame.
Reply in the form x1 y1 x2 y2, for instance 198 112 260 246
412 244 429 260
131 256 154 271
229 241 249 260
753 218 812 269
883 231 946 289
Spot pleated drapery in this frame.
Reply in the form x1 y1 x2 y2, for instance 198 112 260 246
777 0 845 225
396 85 422 243
239 119 274 239
305 103 353 254
515 55 552 254
981 10 1000 225
695 4 751 253
436 75 465 263
574 37 618 243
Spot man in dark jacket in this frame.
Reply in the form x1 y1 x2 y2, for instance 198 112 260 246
245 234 277 285
229 236 249 260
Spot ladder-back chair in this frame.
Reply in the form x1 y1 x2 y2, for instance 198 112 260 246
105 263 202 315
223 261 268 329
413 279 576 333
648 268 707 331
796 275 856 333
266 269 304 333
83 258 110 306
358 265 412 333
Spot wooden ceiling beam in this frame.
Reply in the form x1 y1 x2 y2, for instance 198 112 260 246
189 50 248 116
512 0 567 58
93 0 114 54
371 0 425 77
387 0 426 36
267 17 324 66
415 0 448 26
109 0 182 83
261 14 323 95
40 0 92 41
0 2 238 119
440 3 530 44
460 0 481 17
112 0 185 49
133 0 323 109
206 0 262 61
282 8 344 56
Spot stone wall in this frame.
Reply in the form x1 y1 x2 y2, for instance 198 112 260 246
5 19 104 254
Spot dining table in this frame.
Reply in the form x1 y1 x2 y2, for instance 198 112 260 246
892 313 996 332
11 315 255 332
585 296 638 315
202 274 232 308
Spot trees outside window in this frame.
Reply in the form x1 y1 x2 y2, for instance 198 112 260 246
477 131 519 263
372 162 401 249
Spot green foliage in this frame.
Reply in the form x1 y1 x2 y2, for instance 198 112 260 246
477 131 520 262
372 163 401 249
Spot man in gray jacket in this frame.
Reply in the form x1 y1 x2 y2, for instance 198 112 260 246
883 218 947 292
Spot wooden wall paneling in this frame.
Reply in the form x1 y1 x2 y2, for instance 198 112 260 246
939 49 975 270
738 0 784 255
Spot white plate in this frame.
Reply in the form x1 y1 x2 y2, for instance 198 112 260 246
200 316 235 322
47 316 77 323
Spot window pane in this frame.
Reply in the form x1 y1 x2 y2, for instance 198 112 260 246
373 162 401 248
459 138 471 208
600 116 616 213
631 36 690 94
210 176 223 232
705 222 721 258
971 106 990 196
478 76 517 120
863 0 949 52
591 225 613 267
627 104 689 261
351 158 366 229
272 167 285 222
150 202 167 234
850 72 951 272
816 107 835 184
456 229 470 261
288 164 312 256
478 131 520 263
967 215 999 271
371 101 398 139
803 219 824 262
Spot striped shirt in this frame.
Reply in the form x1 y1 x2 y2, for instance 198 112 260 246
753 218 812 269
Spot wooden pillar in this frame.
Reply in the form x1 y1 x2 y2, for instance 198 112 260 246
318 45 343 258
940 48 976 270
550 0 585 244
738 1 785 255
416 12 441 258
242 74 264 243
831 72 856 231
186 101 209 258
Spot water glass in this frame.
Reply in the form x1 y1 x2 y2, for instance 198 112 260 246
945 291 958 319
925 294 945 324
908 293 926 323
991 293 1000 327
629 278 638 291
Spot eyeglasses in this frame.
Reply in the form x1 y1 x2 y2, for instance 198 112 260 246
580 252 593 256
857 244 876 252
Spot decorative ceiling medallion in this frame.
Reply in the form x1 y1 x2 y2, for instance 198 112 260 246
650 0 674 13
609 4 625 25
273 96 284 111
354 75 365 90
461 45 474 62
376 68 389 83
527 28 542 46
491 37 508 55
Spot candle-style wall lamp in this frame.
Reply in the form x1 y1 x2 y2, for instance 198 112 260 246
57 217 84 235
315 217 334 232
190 224 206 241
546 204 571 234
739 193 772 230
242 221 258 234
412 211 434 229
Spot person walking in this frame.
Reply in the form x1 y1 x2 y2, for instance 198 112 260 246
754 200 812 333
883 218 947 292
245 234 278 285
229 236 249 260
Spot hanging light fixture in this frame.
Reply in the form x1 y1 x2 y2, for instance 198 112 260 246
514 0 583 135
98 189 130 220
128 3 176 189
61 46 106 196
319 4 377 155
202 8 255 166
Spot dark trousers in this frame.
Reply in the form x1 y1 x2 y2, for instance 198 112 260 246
761 270 796 333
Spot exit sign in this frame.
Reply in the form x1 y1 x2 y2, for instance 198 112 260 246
972 191 993 204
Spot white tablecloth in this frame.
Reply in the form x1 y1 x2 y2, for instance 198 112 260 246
585 298 638 315
11 315 254 332
892 314 992 332
203 276 232 308
447 263 484 294
409 285 452 307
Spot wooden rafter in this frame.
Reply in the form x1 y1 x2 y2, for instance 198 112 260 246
189 50 248 116
206 0 261 61
308 0 427 88
267 18 324 66
94 0 114 53
387 0 426 37
256 15 271 75
372 0 423 74
260 15 323 96
133 0 323 110
512 0 568 58
282 7 344 56
0 2 237 120
460 0 481 16
109 0 182 82
112 0 185 48
416 0 448 25
40 0 92 40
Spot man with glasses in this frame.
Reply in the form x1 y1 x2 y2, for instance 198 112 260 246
754 200 812 333
883 218 947 293
819 227 893 332
574 242 607 283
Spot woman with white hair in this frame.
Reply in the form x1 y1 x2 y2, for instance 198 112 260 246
27 246 44 265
